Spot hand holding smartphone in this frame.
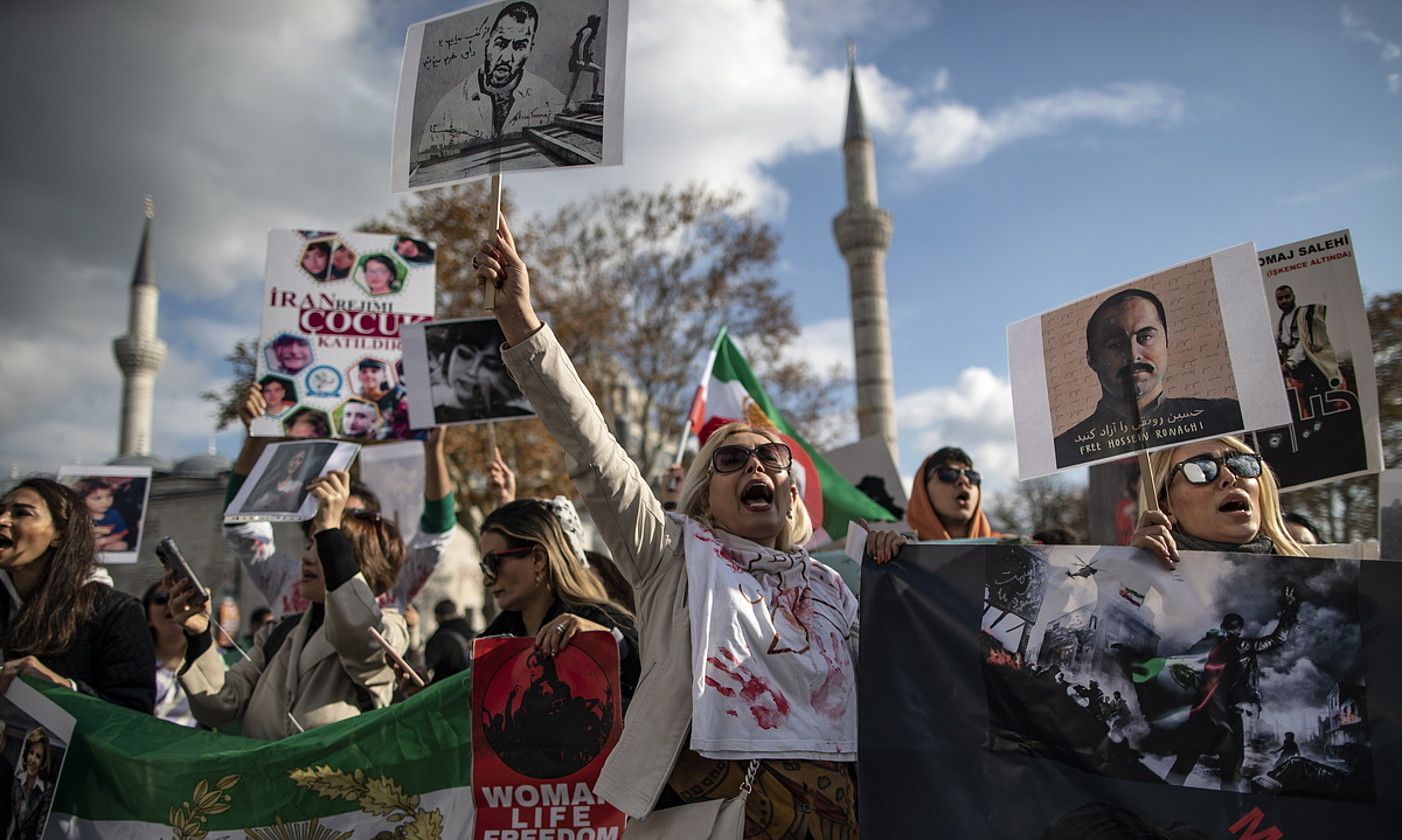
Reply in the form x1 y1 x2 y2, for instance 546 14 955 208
156 538 208 604
369 626 425 688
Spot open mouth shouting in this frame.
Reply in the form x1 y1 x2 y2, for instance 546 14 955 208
741 479 775 512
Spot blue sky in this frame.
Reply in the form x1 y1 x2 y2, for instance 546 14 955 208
1 0 1398 497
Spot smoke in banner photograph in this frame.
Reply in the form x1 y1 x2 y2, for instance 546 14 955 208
978 545 1373 802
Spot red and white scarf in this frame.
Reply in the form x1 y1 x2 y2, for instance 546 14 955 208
681 516 858 761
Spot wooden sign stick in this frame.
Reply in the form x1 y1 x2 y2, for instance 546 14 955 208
483 173 503 312
1120 365 1160 514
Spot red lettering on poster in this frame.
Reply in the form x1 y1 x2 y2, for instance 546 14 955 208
297 308 431 338
1228 807 1284 840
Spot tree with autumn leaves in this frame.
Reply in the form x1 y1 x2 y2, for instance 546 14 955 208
206 182 849 518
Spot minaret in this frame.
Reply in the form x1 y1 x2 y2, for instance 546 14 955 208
113 196 167 457
832 43 897 451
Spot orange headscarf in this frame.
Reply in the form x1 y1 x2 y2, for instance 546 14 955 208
907 453 998 541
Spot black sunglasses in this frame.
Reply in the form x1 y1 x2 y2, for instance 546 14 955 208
151 592 171 606
711 442 793 474
931 466 981 487
479 545 536 580
1170 452 1263 485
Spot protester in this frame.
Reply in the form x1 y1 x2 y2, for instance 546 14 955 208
479 499 639 701
143 582 198 728
1282 511 1322 546
170 471 408 739
907 446 999 540
0 478 155 714
1129 436 1306 567
425 598 474 684
474 216 861 834
226 384 458 619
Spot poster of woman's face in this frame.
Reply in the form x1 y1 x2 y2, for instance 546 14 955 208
399 317 536 428
55 466 152 564
224 440 361 523
1 680 74 840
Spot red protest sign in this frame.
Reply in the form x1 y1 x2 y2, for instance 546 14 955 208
471 632 626 840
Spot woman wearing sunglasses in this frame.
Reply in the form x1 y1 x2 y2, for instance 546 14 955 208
908 446 999 541
168 471 409 738
477 498 639 702
474 217 860 838
1130 436 1306 567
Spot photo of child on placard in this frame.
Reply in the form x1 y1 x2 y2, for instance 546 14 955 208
55 466 152 564
1008 243 1290 479
392 0 629 192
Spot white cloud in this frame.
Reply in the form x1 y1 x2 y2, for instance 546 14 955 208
0 0 1187 477
1279 165 1402 206
785 318 856 378
895 367 1019 490
903 82 1186 172
1341 4 1402 93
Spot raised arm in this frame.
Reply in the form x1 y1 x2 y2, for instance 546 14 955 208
475 215 672 584
224 383 306 616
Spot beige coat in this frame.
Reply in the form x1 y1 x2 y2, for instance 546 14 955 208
503 324 715 819
180 573 407 740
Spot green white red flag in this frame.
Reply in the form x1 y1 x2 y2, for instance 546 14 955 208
686 327 895 543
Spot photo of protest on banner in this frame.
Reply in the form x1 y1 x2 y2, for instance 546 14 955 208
1 680 76 840
859 542 1402 838
400 317 535 428
1009 243 1291 478
392 0 629 192
54 466 151 564
1248 230 1382 491
251 230 435 442
471 634 625 839
223 440 359 522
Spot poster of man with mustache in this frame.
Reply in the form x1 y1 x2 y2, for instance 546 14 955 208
1008 243 1290 478
392 0 629 192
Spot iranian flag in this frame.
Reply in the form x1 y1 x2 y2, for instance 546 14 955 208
685 327 895 544
41 675 477 838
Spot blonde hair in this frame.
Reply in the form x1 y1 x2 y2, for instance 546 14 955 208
1147 436 1306 556
678 422 812 551
482 500 631 618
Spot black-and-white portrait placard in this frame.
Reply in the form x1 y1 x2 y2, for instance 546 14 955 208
392 0 629 192
224 440 360 523
1008 243 1290 479
400 317 536 428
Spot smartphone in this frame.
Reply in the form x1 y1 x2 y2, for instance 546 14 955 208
155 537 208 603
369 626 425 687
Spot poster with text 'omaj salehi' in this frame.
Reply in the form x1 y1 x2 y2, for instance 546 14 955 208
252 230 436 442
1249 230 1382 491
1008 243 1290 479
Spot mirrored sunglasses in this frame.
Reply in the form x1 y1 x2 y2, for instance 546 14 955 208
1171 452 1263 485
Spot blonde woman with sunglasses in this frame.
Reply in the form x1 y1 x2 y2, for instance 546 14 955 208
477 498 639 701
474 217 861 838
1129 435 1306 566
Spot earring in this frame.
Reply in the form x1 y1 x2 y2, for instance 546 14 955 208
786 507 794 519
